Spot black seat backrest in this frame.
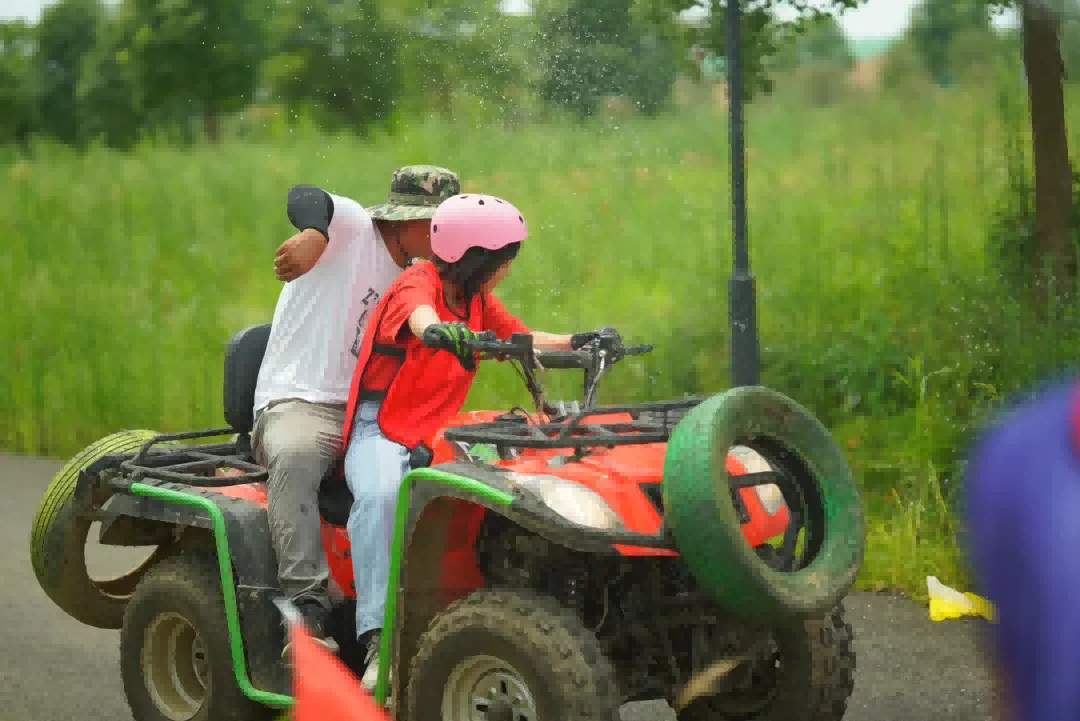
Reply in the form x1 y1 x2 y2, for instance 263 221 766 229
223 324 272 435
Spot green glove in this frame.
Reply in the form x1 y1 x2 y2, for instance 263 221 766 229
422 322 481 370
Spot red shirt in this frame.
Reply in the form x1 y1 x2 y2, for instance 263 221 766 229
342 260 530 451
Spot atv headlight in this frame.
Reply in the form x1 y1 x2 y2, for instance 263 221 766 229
508 472 622 530
754 483 788 515
729 445 789 516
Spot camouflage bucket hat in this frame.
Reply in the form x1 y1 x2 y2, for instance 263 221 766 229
367 164 461 221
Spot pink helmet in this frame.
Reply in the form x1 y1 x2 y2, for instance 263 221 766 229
430 194 528 263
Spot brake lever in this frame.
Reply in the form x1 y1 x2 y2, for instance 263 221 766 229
584 350 607 408
581 338 625 364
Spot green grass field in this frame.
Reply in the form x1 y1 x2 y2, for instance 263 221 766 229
5 80 1080 599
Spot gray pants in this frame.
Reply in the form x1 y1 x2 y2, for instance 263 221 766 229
251 399 346 608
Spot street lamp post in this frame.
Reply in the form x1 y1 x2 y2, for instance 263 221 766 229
725 0 760 387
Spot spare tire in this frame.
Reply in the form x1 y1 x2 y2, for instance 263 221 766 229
663 386 864 623
30 429 175 629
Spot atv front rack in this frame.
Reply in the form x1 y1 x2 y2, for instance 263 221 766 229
443 397 705 450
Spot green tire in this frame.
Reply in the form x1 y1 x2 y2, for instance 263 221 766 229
30 429 174 629
663 386 865 623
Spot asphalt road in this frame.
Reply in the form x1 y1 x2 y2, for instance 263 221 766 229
1 453 995 721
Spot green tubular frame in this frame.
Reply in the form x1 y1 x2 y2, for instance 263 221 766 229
373 467 514 704
129 467 514 713
128 482 293 709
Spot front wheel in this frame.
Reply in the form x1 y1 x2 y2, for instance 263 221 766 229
406 589 622 721
119 553 272 721
676 604 856 721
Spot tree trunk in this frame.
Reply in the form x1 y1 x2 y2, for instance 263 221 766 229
1022 0 1074 305
202 108 221 145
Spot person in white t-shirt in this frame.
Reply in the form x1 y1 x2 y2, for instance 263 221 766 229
251 165 461 650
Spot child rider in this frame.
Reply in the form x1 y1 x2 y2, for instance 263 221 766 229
339 192 623 686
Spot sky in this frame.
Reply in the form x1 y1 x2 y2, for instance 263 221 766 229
3 0 1020 37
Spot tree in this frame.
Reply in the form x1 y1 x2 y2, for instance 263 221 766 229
31 0 106 146
1063 13 1080 80
0 21 35 147
683 0 1073 309
538 2 630 118
902 0 1073 305
621 29 681 115
442 9 528 122
621 0 689 115
664 1 861 103
537 0 684 118
909 0 992 87
765 11 854 73
125 0 267 144
388 1 524 121
770 12 855 106
264 0 398 134
76 4 146 150
1010 0 1074 301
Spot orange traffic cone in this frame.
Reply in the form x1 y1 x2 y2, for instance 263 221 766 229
278 600 391 721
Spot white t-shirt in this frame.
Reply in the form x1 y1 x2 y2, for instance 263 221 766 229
253 193 402 415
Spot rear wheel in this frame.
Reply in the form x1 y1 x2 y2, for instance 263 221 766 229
406 589 622 721
675 605 856 721
120 553 271 721
30 429 175 629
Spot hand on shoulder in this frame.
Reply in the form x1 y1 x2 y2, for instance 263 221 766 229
274 228 329 282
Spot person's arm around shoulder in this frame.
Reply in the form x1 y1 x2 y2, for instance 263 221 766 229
274 185 331 282
274 186 371 282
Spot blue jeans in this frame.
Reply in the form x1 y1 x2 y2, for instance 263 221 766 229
343 401 410 639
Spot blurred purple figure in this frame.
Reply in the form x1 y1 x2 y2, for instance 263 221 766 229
965 379 1080 721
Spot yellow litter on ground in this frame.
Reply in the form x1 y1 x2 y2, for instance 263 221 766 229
926 576 996 622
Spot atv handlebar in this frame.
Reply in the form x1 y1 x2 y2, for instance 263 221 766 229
424 329 650 414
467 332 652 369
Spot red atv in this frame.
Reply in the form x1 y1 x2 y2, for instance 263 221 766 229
31 325 865 721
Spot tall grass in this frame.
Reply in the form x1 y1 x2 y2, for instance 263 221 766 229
4 81 1080 595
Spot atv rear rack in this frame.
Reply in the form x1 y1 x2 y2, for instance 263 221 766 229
115 428 269 486
443 397 705 450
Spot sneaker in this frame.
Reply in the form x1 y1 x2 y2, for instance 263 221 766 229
359 630 383 689
281 599 339 659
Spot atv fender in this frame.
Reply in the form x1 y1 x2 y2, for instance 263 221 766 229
98 479 290 700
385 460 673 714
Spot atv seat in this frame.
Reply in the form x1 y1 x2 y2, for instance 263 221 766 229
222 323 362 526
223 323 272 456
221 323 431 526
318 464 353 527
317 445 436 527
